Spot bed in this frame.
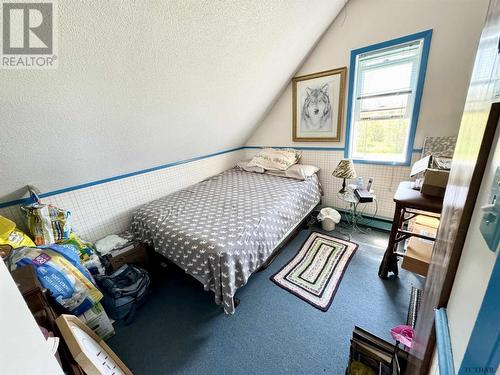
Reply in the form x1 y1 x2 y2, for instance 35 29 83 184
130 167 322 314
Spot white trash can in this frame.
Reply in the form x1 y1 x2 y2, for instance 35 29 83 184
318 207 341 231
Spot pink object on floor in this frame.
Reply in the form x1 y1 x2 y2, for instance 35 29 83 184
391 325 414 348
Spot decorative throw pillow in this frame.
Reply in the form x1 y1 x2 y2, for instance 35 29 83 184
247 148 301 171
265 164 319 180
236 160 265 173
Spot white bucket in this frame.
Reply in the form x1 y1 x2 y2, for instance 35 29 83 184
322 217 337 231
318 207 341 231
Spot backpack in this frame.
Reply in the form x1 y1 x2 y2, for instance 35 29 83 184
96 265 150 325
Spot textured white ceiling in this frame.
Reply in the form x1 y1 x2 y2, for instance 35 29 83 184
0 0 345 199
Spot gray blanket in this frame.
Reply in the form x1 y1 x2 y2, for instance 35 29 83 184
131 168 321 314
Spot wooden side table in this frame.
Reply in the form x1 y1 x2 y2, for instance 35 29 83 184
378 181 443 279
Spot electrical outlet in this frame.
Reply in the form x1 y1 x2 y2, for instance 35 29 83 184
479 167 500 252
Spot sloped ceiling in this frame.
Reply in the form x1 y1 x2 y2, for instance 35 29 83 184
0 0 346 200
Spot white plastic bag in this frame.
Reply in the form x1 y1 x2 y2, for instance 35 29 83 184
318 208 341 231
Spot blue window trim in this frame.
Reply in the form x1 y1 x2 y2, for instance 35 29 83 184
344 29 433 166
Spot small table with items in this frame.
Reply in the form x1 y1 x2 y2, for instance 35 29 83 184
337 188 378 232
378 181 443 279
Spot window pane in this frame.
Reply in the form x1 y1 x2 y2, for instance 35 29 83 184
359 93 410 119
360 42 421 67
360 62 413 95
352 118 410 162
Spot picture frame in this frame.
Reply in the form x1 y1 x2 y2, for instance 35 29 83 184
55 314 132 375
292 67 346 142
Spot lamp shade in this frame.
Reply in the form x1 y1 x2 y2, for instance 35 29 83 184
332 159 357 179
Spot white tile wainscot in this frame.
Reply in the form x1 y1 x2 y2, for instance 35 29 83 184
243 148 420 220
1 147 419 242
0 149 245 242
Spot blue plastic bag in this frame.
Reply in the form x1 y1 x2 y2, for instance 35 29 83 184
10 244 103 315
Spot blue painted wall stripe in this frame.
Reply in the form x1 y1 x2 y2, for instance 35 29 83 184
244 145 345 151
435 308 455 375
0 146 245 209
245 145 423 153
0 145 425 210
344 29 433 166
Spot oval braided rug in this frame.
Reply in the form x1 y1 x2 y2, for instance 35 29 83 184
271 231 358 312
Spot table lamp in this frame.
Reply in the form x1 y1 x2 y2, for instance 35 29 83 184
332 159 357 193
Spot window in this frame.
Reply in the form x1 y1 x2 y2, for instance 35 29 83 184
345 30 432 165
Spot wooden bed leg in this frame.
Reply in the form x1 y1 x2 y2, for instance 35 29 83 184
233 297 240 308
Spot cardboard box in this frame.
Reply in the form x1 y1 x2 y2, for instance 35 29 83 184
421 169 449 197
106 242 150 271
414 215 440 229
402 237 433 276
407 216 439 236
402 221 437 276
56 315 132 375
413 223 437 240
410 155 450 198
78 302 115 340
410 155 432 176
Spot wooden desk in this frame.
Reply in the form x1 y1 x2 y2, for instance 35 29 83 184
378 182 443 278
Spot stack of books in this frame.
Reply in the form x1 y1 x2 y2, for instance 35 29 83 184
346 326 409 375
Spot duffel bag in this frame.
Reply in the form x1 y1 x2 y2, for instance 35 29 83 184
96 264 150 325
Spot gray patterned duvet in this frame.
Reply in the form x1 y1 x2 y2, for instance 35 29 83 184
131 167 322 314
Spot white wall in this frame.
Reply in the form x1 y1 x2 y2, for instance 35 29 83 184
247 0 488 149
245 0 489 219
0 260 64 375
0 0 346 202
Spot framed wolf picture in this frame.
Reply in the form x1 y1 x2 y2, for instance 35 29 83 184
292 67 346 142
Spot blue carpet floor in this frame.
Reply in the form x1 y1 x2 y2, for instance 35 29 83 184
107 226 423 374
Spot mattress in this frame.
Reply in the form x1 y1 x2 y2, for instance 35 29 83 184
131 167 322 314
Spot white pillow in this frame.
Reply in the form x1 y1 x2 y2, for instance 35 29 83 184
247 148 301 171
236 160 265 173
265 164 319 180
